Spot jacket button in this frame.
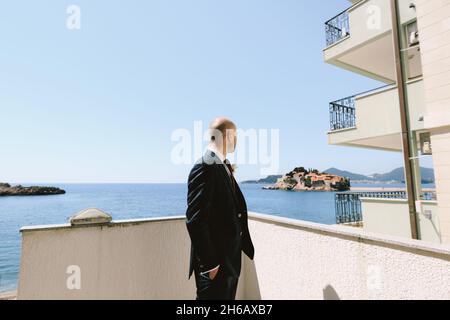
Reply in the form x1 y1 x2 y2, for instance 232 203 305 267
200 264 204 268
238 213 242 218
240 231 243 236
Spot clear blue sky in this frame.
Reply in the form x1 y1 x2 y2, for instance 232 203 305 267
0 0 432 183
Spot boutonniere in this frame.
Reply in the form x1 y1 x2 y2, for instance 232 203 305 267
231 164 237 174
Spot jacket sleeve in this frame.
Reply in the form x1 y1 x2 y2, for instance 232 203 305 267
186 163 219 272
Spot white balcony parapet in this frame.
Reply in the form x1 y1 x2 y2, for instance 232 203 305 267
361 198 441 244
328 78 425 151
328 84 395 132
18 211 450 300
324 0 420 82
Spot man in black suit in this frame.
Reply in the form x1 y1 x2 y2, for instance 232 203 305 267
186 117 255 300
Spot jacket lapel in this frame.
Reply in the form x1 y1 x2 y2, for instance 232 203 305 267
219 161 240 206
234 182 247 212
206 150 240 206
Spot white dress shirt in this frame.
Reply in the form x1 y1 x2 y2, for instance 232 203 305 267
208 145 232 177
207 145 225 162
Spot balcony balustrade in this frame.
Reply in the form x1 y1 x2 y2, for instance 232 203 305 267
335 190 437 224
325 10 350 47
329 95 356 131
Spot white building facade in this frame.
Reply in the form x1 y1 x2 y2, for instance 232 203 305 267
325 0 450 245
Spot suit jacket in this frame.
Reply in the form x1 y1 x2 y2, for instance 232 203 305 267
186 150 255 279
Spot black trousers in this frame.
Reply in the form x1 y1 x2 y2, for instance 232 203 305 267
194 268 239 300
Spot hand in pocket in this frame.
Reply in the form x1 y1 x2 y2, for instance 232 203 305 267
209 266 220 280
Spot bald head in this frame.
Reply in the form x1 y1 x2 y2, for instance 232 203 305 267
209 117 237 154
209 117 236 142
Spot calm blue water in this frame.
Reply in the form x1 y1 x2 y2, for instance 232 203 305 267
0 182 424 292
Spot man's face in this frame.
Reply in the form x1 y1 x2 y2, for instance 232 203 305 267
226 128 237 153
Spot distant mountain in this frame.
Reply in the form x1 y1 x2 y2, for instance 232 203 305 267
323 168 370 181
371 167 435 183
417 167 435 183
324 167 435 183
241 175 283 184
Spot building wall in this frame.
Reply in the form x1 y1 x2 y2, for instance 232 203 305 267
18 213 450 300
416 0 450 244
399 0 419 23
428 131 450 243
361 198 441 243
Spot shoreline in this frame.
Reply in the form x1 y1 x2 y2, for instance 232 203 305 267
350 187 435 192
0 183 66 197
0 290 17 300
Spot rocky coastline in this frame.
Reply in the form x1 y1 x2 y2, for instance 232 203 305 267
0 183 66 196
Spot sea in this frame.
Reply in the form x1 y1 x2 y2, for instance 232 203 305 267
0 182 421 293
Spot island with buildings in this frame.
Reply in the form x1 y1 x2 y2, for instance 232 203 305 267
261 167 350 192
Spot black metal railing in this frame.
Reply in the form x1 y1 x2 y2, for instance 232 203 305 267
335 190 437 224
421 191 437 201
329 84 395 132
335 191 407 224
329 95 355 131
325 10 350 46
335 193 363 224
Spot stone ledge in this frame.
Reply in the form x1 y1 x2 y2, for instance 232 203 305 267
18 210 450 258
248 212 450 257
20 215 186 233
70 208 112 226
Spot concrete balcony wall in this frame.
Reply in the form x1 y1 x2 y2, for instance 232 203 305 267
18 212 450 300
324 0 418 82
328 79 425 151
361 198 441 243
407 78 427 131
361 198 411 237
417 0 450 130
246 213 450 300
17 217 235 300
324 0 392 56
416 0 450 245
324 0 394 82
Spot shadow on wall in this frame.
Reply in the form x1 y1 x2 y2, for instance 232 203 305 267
323 285 340 300
244 258 341 300
243 257 261 299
